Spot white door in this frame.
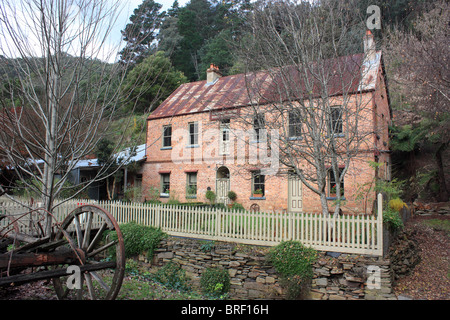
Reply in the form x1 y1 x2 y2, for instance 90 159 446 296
288 175 303 212
216 166 230 205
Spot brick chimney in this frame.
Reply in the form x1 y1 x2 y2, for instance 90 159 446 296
363 30 376 62
206 64 222 84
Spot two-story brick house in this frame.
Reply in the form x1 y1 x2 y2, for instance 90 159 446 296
142 31 391 214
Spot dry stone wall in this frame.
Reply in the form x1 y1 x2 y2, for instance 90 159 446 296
146 236 398 300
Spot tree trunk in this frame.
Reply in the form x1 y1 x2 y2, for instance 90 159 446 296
435 143 449 202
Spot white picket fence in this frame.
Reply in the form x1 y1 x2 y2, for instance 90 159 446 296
0 195 384 256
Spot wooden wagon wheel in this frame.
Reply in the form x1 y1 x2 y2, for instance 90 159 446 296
52 205 125 300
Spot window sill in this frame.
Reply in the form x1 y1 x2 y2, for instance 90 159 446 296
249 196 266 200
160 146 172 150
326 133 345 138
250 139 266 144
186 144 200 148
160 193 170 198
326 196 346 201
185 195 197 199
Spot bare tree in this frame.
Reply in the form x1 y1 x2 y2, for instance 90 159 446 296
234 0 383 215
383 0 449 201
0 0 162 230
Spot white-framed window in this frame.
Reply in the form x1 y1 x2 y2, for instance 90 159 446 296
160 173 170 196
252 170 265 196
219 119 230 155
186 172 197 198
253 113 265 141
162 125 172 147
188 122 199 145
329 106 343 135
288 110 302 138
328 167 344 198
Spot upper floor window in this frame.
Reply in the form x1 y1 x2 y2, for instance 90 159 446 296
253 114 265 141
162 125 172 147
219 119 230 155
329 106 343 135
288 110 302 138
188 122 199 145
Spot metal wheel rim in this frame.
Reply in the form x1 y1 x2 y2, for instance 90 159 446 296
52 205 125 300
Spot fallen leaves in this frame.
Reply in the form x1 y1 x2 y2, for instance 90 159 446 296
393 215 450 300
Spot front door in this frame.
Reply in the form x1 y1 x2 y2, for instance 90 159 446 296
216 166 230 205
288 174 303 212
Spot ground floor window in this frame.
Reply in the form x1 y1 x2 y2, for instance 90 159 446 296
328 167 344 198
252 171 265 196
186 172 197 198
160 173 170 195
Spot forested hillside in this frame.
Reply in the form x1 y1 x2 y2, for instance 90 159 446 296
0 0 447 202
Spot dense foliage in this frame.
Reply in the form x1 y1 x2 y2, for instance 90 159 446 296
266 241 317 299
200 267 231 298
108 221 167 259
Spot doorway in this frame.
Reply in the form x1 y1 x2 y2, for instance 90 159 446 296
288 173 303 212
216 166 230 205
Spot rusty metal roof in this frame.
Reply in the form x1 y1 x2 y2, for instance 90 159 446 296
148 52 381 120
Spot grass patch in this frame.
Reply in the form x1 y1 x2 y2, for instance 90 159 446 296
422 219 450 233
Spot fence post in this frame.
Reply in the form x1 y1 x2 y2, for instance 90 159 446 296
215 207 220 238
377 193 384 256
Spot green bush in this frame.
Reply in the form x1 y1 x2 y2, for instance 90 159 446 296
383 207 404 231
108 221 166 259
153 261 189 291
205 190 216 204
230 202 245 211
266 241 317 299
200 267 230 298
227 190 237 201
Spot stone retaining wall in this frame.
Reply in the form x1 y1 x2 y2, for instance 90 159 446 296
146 236 397 300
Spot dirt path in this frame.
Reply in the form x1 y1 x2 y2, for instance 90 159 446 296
392 214 450 300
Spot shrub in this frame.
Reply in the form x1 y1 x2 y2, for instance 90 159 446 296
153 261 189 291
205 190 216 204
200 267 230 298
389 198 408 212
227 190 237 201
108 221 166 259
266 241 317 299
230 202 245 211
383 207 404 231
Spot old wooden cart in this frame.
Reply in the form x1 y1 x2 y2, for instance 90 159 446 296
0 204 125 300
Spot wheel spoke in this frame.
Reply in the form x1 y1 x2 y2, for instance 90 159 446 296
84 272 97 300
73 215 83 246
87 222 107 253
90 270 111 292
87 240 117 258
82 211 93 250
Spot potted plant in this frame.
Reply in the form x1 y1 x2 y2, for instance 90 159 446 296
227 190 237 207
252 189 263 197
205 190 216 206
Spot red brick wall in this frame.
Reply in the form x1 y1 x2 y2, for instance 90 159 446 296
143 80 391 214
